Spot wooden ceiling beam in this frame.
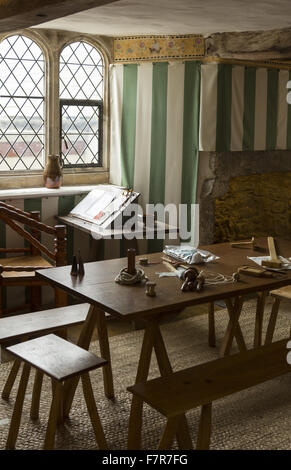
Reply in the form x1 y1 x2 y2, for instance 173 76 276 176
0 0 119 33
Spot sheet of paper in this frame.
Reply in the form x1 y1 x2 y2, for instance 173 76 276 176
85 192 116 218
70 189 105 218
68 185 140 229
248 256 291 270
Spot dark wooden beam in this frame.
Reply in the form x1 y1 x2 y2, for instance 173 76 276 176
206 27 291 61
0 0 119 33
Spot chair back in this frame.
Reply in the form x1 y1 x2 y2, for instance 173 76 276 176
0 202 67 267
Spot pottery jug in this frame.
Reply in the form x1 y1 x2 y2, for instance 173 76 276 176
43 154 63 189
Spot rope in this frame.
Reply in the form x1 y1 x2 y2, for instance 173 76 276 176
199 270 239 285
115 267 148 285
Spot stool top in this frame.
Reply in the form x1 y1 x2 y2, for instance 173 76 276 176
7 334 107 381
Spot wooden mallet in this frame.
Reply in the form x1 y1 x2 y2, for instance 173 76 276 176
230 237 257 250
261 237 282 269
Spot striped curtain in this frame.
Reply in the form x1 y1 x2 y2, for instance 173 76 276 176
200 63 291 151
110 61 201 244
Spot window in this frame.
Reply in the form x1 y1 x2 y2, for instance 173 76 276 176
0 34 45 171
59 41 103 168
0 32 107 181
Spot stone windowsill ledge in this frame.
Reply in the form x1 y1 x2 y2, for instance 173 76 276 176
0 185 99 200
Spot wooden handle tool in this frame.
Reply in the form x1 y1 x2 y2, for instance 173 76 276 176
261 237 282 269
230 237 257 249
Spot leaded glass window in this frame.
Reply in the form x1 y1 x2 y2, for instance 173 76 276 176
59 41 103 168
0 35 45 171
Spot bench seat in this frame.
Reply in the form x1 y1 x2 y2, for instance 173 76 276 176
128 339 291 419
128 339 291 449
0 303 89 345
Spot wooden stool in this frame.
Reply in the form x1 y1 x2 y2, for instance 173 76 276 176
5 334 108 450
265 286 291 345
0 303 89 405
128 339 291 450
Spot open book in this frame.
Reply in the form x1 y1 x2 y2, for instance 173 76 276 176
69 184 140 229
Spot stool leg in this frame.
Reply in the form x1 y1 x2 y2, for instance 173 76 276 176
158 417 179 450
196 403 212 450
44 380 63 450
30 370 44 421
2 359 22 400
6 363 31 450
208 302 216 347
265 298 280 345
63 306 97 417
81 373 108 450
51 378 63 425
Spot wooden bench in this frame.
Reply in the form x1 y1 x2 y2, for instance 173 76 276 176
5 334 108 450
0 303 89 346
128 339 291 450
265 287 291 345
0 303 89 415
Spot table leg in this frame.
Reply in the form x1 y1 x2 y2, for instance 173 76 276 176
153 325 193 450
128 319 192 450
208 302 216 348
127 320 156 450
220 297 246 356
254 292 266 348
96 309 114 399
63 305 101 417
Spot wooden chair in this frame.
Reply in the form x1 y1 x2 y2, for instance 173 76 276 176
128 339 290 450
0 201 67 316
0 201 69 405
265 286 291 345
5 334 108 450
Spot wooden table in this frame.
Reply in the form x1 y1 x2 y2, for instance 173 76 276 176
36 238 291 449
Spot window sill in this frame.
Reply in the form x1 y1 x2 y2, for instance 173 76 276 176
0 185 102 200
0 170 109 191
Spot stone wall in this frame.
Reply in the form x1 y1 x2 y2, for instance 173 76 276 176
197 150 291 244
214 172 291 242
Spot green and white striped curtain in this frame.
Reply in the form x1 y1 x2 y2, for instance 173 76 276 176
110 61 201 224
199 63 291 151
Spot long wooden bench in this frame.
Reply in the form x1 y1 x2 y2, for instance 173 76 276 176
128 339 291 450
0 303 89 345
265 287 291 345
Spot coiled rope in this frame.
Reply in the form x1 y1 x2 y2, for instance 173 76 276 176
199 270 239 285
115 267 148 285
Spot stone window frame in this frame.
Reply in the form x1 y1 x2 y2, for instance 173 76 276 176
0 28 112 189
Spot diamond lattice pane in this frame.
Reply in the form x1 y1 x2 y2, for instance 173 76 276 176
59 41 103 100
61 104 101 167
0 35 45 171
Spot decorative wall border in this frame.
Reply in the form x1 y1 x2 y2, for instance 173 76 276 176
114 35 204 62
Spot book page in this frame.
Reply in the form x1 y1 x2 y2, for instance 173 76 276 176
68 185 139 228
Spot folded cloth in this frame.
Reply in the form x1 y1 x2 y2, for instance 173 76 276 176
163 245 219 265
156 266 186 278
